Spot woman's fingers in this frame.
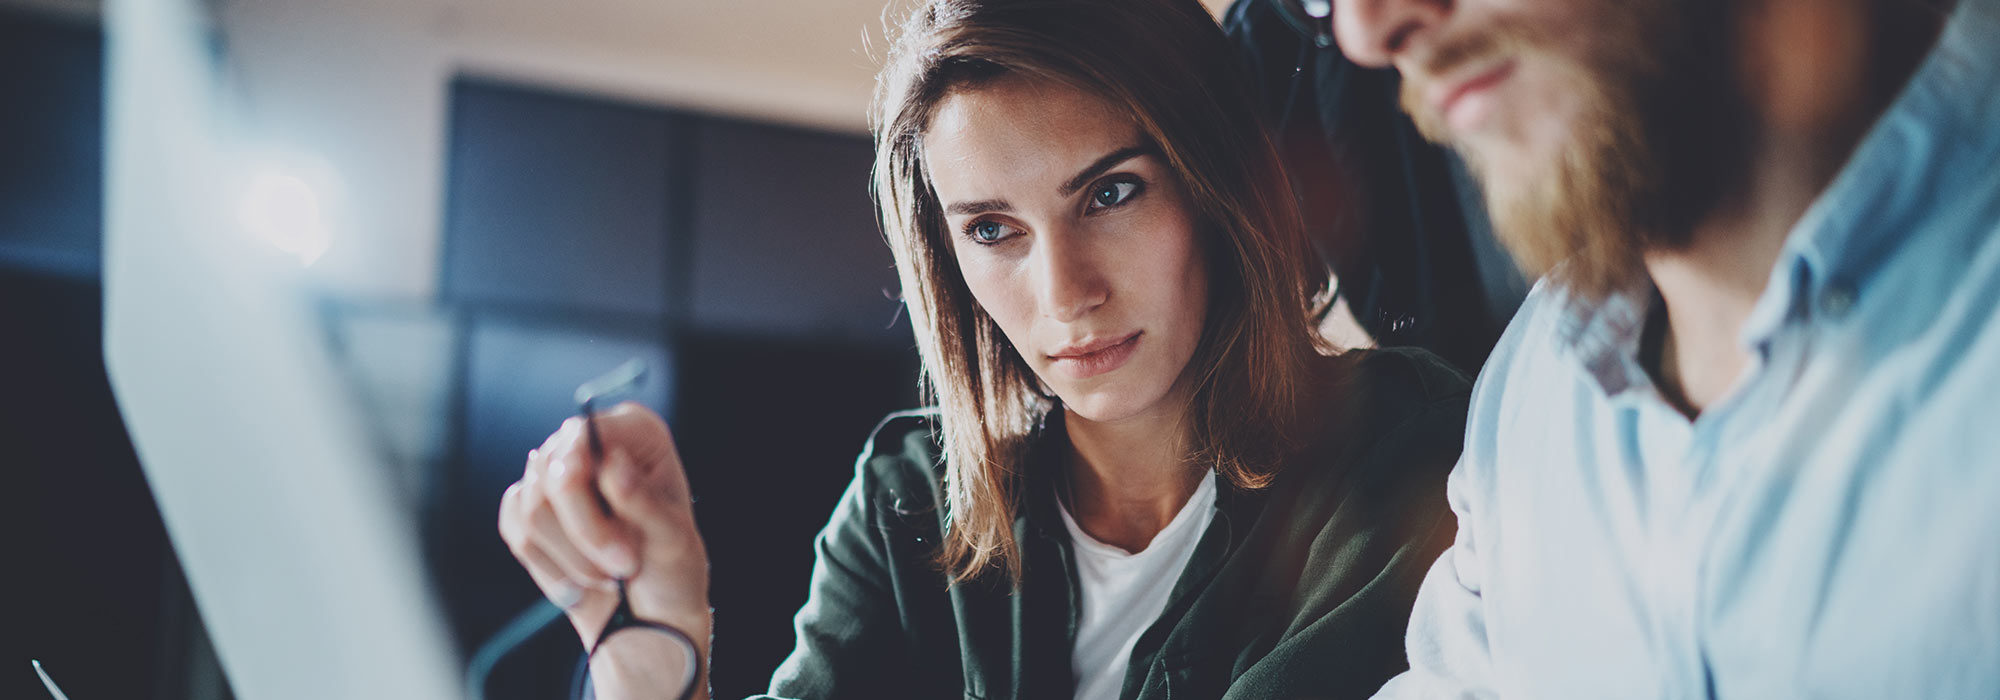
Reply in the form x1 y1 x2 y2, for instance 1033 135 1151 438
598 446 703 573
498 403 714 645
529 500 617 590
595 404 696 510
504 442 616 591
515 539 586 608
546 443 640 579
595 404 688 487
598 448 665 523
501 481 601 608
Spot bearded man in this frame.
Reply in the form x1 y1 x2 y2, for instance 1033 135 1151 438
1331 0 2000 696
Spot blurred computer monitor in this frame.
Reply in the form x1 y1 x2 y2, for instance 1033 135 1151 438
101 0 460 697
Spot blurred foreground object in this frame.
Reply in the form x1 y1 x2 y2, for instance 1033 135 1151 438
100 0 457 697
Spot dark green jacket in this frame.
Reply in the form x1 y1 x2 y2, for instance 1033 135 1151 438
756 349 1469 700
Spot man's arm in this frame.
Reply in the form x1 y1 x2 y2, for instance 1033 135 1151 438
1372 461 1499 699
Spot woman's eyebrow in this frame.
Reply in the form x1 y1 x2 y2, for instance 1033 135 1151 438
945 198 1011 217
1057 144 1157 197
940 144 1158 218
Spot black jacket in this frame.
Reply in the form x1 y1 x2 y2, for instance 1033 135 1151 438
755 349 1468 700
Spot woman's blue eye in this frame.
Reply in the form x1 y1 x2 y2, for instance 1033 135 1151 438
1090 180 1140 209
968 220 1016 244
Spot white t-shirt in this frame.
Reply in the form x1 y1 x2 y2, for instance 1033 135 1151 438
1057 470 1218 700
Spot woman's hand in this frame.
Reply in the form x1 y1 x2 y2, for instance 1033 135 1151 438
496 402 713 665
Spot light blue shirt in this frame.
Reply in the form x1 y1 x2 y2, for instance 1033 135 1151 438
1375 0 2000 697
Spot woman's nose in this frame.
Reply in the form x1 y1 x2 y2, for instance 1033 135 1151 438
1334 0 1452 69
1031 228 1108 324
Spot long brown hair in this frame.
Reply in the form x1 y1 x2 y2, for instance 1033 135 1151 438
873 0 1327 584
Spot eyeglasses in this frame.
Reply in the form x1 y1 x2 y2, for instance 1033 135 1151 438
571 579 701 700
466 359 700 700
1280 0 1337 48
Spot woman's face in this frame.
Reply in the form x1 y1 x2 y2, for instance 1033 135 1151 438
924 76 1210 425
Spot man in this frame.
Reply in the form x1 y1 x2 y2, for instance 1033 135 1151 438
1330 0 2000 696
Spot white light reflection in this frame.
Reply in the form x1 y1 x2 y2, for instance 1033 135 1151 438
238 168 332 266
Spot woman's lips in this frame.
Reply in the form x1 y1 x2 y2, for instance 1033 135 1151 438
1047 332 1142 380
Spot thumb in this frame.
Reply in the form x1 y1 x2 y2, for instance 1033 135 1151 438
598 448 691 534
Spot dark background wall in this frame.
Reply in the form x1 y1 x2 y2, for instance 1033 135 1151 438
431 78 921 700
7 7 920 698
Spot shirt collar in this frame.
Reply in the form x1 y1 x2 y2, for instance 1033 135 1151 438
1551 277 1661 401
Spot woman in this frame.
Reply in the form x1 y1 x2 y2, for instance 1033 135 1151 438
496 1 1469 698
